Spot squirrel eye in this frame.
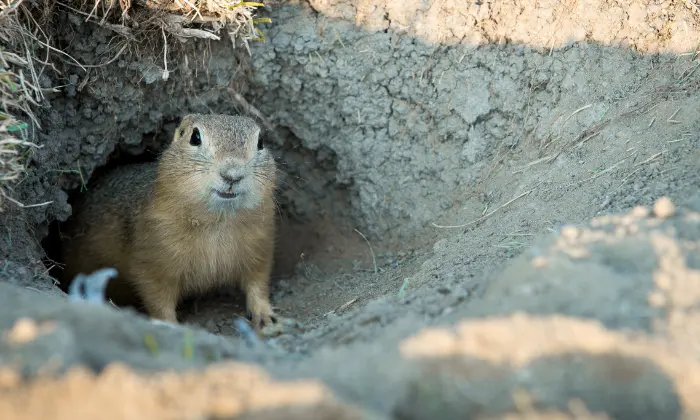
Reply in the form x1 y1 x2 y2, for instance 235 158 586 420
190 127 202 146
257 135 264 150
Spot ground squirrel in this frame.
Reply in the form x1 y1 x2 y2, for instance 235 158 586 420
60 114 278 331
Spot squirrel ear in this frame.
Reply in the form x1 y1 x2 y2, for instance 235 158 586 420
254 127 262 147
175 115 192 140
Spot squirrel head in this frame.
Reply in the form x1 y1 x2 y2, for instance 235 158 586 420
158 114 276 215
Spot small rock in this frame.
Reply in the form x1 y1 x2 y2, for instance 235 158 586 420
653 196 675 218
560 226 580 241
437 287 451 295
630 205 650 218
6 318 40 344
531 256 548 268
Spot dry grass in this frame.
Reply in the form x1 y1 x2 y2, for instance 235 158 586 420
0 0 45 211
53 0 270 49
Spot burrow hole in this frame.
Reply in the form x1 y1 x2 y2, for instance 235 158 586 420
40 122 366 329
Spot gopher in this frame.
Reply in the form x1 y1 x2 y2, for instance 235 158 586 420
60 114 278 331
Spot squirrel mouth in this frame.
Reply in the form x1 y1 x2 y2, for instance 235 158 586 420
213 187 239 200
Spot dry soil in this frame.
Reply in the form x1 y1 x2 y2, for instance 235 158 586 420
1 0 700 419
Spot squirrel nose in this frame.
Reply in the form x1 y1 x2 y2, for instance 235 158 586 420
220 170 244 185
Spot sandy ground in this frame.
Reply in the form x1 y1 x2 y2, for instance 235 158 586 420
0 0 700 418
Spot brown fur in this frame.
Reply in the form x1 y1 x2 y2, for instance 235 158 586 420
60 114 277 329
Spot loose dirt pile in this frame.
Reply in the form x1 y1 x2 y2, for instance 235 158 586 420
1 0 700 418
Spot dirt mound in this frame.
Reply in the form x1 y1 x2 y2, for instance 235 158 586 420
0 362 365 420
2 199 700 418
1 0 700 418
394 198 700 418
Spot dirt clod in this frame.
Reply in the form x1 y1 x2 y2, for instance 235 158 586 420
0 362 366 420
653 196 676 218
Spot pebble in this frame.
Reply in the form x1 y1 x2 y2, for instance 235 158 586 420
653 196 676 218
531 256 548 268
629 205 650 218
560 225 580 241
437 286 451 295
7 318 40 344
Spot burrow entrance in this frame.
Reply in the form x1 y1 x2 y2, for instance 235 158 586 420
39 120 385 335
